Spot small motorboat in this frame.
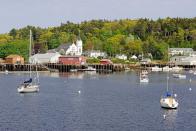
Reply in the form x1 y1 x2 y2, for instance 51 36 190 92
78 66 96 71
173 74 186 79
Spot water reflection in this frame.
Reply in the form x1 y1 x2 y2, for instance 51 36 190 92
162 109 178 129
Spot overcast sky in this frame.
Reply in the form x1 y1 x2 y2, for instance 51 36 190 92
0 0 195 33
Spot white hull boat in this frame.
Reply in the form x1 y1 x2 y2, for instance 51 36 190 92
173 74 186 79
140 71 149 83
162 66 172 72
160 46 178 109
5 70 9 74
140 77 149 83
78 66 96 71
18 84 39 93
171 66 183 72
160 96 178 109
152 66 162 72
17 30 40 93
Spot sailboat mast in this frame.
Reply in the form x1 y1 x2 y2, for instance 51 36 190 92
29 30 32 78
166 45 169 92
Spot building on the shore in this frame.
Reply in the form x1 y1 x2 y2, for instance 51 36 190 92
47 39 83 56
189 51 196 57
100 59 113 65
30 53 61 64
83 50 107 58
170 56 196 65
59 56 86 65
140 58 151 65
5 55 24 64
130 55 137 60
116 54 127 60
0 58 5 64
169 48 193 56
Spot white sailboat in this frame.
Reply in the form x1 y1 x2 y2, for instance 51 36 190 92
140 73 149 83
17 30 39 93
160 46 178 109
140 70 149 83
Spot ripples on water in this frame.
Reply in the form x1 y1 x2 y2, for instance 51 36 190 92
0 71 196 131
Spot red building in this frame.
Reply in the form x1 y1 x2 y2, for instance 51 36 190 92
100 59 113 65
59 56 86 65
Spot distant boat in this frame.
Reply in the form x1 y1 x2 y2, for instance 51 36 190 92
189 70 194 74
125 67 130 70
140 70 149 83
160 92 179 109
160 46 178 109
162 66 172 72
173 73 186 79
171 66 183 72
151 66 162 72
77 66 96 71
17 30 39 93
5 70 8 74
70 69 78 72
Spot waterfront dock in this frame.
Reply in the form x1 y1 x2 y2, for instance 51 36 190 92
1 63 196 72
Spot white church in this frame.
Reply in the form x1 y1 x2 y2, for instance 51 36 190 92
65 39 83 56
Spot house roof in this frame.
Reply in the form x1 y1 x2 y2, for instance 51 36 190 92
31 53 61 59
169 48 193 51
47 43 72 53
6 54 23 58
59 55 85 58
56 43 72 52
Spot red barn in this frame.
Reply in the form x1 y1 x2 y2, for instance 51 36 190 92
100 59 113 65
59 56 86 65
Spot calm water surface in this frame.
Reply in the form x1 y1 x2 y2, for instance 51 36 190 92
0 71 196 131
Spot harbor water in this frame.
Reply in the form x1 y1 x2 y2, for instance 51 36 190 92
0 71 196 131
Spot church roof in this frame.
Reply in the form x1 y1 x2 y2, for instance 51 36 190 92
56 43 72 52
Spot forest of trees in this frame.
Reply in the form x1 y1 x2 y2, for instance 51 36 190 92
0 17 196 60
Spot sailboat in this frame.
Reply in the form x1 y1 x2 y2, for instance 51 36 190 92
160 46 178 109
140 70 149 83
17 30 39 93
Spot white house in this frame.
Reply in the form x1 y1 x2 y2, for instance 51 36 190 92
84 50 107 58
29 53 61 64
116 54 127 60
47 39 83 56
140 58 151 64
170 56 196 65
65 39 83 56
169 48 193 56
131 55 137 59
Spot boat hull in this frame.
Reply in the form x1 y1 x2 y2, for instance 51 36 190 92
18 84 39 93
160 97 178 109
140 78 149 83
173 74 186 79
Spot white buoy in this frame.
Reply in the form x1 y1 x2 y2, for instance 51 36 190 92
78 90 81 94
174 94 177 97
163 114 166 119
189 88 192 91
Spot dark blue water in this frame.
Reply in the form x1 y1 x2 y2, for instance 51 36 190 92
0 71 196 131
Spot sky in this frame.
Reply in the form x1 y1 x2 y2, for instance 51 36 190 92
0 0 195 33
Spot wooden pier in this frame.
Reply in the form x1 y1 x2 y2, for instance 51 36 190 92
2 63 194 73
0 64 48 72
45 63 128 72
